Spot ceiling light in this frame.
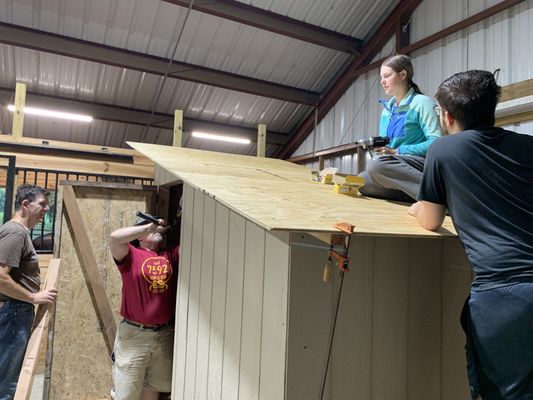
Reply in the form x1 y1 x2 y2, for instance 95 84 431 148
7 105 93 122
192 131 251 145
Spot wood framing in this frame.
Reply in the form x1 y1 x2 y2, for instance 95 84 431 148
62 184 117 354
49 182 156 400
500 78 533 102
0 150 154 178
0 135 152 164
257 124 266 158
496 110 533 126
14 258 61 400
173 110 183 148
12 82 26 138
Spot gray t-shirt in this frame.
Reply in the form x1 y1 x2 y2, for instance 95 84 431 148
0 220 40 301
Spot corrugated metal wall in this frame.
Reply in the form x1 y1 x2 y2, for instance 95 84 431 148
293 0 533 171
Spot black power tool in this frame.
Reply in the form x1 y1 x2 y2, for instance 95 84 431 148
357 136 390 149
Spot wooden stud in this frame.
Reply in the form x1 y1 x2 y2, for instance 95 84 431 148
0 151 154 178
257 124 267 158
318 155 325 171
173 110 183 147
500 78 533 102
61 185 117 355
12 82 26 138
14 259 61 400
496 110 533 126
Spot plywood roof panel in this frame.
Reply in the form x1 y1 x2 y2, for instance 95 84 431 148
129 142 457 237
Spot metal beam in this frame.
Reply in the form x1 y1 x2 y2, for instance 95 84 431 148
277 0 423 159
0 88 289 145
0 22 320 106
164 0 363 55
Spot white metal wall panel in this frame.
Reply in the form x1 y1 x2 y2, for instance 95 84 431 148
292 0 533 169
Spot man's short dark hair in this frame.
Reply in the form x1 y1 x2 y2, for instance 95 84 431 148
436 70 502 130
15 184 50 210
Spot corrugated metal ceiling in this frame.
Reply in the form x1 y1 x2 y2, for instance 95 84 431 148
0 0 401 156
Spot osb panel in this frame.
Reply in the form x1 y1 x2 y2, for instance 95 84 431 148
50 186 153 400
129 143 456 237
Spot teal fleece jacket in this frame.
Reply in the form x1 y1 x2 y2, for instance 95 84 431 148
379 88 443 156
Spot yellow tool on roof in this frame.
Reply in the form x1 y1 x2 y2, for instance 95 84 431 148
333 175 365 197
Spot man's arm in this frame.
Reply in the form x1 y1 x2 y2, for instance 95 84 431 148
408 201 446 231
0 264 57 304
109 220 169 261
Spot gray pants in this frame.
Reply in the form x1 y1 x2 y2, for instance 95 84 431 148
358 154 425 202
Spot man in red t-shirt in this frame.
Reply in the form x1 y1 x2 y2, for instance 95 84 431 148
109 212 179 400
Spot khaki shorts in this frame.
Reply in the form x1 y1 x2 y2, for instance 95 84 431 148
111 320 174 400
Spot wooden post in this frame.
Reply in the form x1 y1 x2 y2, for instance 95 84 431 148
173 110 183 147
14 259 61 400
257 124 266 157
356 147 366 174
12 82 26 138
318 155 325 171
62 185 117 355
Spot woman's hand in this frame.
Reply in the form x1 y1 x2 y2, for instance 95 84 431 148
374 146 397 155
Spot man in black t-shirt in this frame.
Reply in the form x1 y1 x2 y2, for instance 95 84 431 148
0 184 57 399
409 70 533 400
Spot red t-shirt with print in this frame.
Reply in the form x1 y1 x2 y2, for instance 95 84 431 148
116 243 179 325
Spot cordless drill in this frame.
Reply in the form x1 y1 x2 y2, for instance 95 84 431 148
356 136 390 149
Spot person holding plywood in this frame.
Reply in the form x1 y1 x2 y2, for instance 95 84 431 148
109 212 179 400
410 70 533 400
0 184 57 400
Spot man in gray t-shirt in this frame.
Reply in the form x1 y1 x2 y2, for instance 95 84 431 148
0 184 58 399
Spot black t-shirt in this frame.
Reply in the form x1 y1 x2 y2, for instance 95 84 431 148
419 127 533 285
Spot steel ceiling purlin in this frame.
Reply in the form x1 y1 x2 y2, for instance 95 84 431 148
0 22 320 106
0 87 289 145
277 0 423 159
163 0 363 55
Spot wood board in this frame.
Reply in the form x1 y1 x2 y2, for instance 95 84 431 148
128 142 456 237
49 183 155 400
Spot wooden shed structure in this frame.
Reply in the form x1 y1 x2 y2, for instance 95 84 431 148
130 142 472 400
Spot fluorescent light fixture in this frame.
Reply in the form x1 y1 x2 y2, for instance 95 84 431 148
192 131 251 145
7 105 93 122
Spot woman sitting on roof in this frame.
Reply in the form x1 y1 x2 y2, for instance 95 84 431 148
359 54 443 202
